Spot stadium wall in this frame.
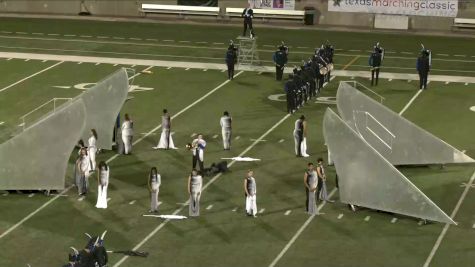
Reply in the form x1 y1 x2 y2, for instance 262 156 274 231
0 0 474 32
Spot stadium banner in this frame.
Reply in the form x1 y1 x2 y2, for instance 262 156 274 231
328 0 458 17
177 0 218 6
249 0 296 10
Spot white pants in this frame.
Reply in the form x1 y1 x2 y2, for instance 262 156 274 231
189 191 201 216
222 128 231 149
122 134 133 154
301 137 309 157
95 185 108 209
88 147 97 170
150 190 159 211
245 194 257 215
157 129 176 149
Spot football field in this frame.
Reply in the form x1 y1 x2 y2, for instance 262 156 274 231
0 17 475 267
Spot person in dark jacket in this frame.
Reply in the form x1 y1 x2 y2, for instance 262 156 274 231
225 42 238 80
273 45 288 81
417 48 431 90
242 4 255 38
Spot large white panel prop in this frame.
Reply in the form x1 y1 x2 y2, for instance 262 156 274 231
337 82 474 165
323 108 455 224
0 100 87 190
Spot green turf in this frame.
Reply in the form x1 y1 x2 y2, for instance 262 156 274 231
0 18 475 267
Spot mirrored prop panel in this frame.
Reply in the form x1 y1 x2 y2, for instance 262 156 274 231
323 108 455 224
337 81 474 165
0 99 87 190
78 68 129 150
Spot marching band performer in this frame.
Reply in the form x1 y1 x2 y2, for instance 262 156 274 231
369 42 384 86
293 115 305 157
88 129 98 171
189 134 206 172
323 41 334 82
300 117 310 157
244 170 257 217
304 163 318 215
95 161 109 209
273 42 288 81
220 111 232 150
225 41 238 80
316 158 333 202
242 3 255 38
188 169 203 217
75 147 91 196
121 113 134 155
417 44 431 90
154 109 176 149
148 167 161 213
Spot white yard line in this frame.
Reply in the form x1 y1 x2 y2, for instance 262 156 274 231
0 61 63 93
269 188 337 267
423 170 475 267
0 69 242 241
113 113 291 267
284 210 292 216
399 90 423 116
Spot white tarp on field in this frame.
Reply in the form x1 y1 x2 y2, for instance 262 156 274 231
328 0 458 17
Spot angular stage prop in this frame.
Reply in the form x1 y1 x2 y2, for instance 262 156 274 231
0 100 87 190
323 108 455 224
78 68 129 150
337 82 474 165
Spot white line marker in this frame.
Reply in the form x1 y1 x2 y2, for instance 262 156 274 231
212 134 218 139
41 60 47 63
418 220 424 226
2 192 8 196
0 61 63 93
64 34 76 37
107 198 111 201
185 68 190 71
0 31 11 34
196 41 207 44
113 37 125 40
337 214 344 219
97 36 109 39
235 136 240 140
399 89 423 115
131 65 136 68
465 83 469 86
472 223 475 229
114 107 287 267
78 196 85 202
163 40 174 42
158 201 162 206
232 207 238 212
364 216 371 222
95 63 101 66
16 32 28 35
259 208 265 214
77 62 82 64
18 123 25 127
179 40 190 43
407 79 411 83
146 38 158 41
263 45 274 47
213 42 224 45
24 59 30 62
28 193 35 198
284 210 292 216
113 64 118 66
221 69 226 72
401 52 413 54
6 58 12 61
454 55 466 57
250 138 266 142
203 69 208 72
190 133 197 137
167 67 172 70
258 72 263 75
388 78 393 82
81 35 92 38
47 33 59 36
129 200 136 205
297 46 308 49
437 54 449 56
423 170 475 267
130 38 141 40
278 139 285 143
445 81 450 85
269 188 337 267
391 218 398 223
206 204 213 210
0 121 4 125
349 49 361 52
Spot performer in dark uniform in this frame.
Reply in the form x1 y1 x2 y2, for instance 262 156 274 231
273 45 288 81
417 45 431 90
189 134 206 172
304 162 318 214
241 4 255 38
225 41 238 80
284 74 296 114
369 42 384 86
63 247 80 267
323 42 334 82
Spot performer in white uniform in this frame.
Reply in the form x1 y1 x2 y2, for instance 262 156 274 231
148 167 161 213
244 170 257 217
154 109 177 149
317 158 333 202
293 115 306 157
190 134 206 172
300 118 310 157
121 113 133 155
220 111 232 150
188 169 202 217
95 161 109 209
88 129 98 171
304 163 318 215
75 148 91 196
